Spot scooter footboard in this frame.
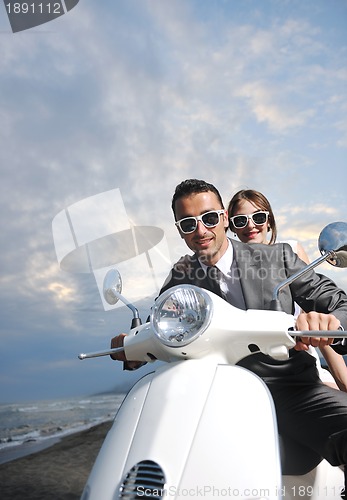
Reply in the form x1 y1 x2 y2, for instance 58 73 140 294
82 360 282 500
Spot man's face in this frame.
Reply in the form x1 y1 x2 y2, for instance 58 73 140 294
174 191 229 266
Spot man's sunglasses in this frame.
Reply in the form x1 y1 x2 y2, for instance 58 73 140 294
175 210 225 234
230 211 269 229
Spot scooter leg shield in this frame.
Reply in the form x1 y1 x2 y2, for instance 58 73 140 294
175 364 282 499
82 360 282 500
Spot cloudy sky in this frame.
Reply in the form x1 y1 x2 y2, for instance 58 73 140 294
1 0 346 403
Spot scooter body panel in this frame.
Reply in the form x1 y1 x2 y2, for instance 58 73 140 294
82 360 282 499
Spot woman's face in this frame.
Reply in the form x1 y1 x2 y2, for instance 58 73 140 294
231 199 269 244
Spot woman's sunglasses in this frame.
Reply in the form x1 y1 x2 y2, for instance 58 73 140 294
230 211 269 229
175 210 225 234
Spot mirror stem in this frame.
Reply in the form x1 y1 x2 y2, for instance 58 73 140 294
269 251 333 311
110 288 142 324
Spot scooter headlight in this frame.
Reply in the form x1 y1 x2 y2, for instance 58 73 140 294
151 285 213 347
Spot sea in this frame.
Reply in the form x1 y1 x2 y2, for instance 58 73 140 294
0 392 125 465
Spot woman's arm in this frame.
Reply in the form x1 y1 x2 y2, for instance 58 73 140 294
296 241 310 265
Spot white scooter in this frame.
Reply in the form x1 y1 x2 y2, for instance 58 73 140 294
79 223 347 500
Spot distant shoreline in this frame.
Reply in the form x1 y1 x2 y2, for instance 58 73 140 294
0 420 112 499
0 435 61 465
0 416 114 466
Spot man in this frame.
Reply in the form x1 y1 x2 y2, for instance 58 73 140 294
112 179 347 495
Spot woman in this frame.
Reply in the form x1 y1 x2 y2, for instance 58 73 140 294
228 189 347 391
227 189 309 262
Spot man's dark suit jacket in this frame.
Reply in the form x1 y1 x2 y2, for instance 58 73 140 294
160 239 347 331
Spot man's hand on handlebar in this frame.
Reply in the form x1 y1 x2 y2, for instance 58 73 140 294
110 334 144 370
110 334 127 361
294 311 338 351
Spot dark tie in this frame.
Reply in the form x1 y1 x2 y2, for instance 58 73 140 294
206 266 226 299
206 264 246 310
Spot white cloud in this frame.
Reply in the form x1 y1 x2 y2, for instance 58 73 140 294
1 0 346 402
237 82 315 131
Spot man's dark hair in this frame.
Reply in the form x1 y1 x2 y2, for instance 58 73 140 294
171 179 224 219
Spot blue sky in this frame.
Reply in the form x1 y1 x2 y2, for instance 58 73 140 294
1 0 346 402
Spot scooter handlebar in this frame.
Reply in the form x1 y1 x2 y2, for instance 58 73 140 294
78 347 124 360
78 330 347 361
295 330 347 337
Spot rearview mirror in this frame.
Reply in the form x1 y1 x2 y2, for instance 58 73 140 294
103 269 122 305
102 269 142 327
318 222 347 268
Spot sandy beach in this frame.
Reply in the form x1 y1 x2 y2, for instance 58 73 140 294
0 420 112 500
